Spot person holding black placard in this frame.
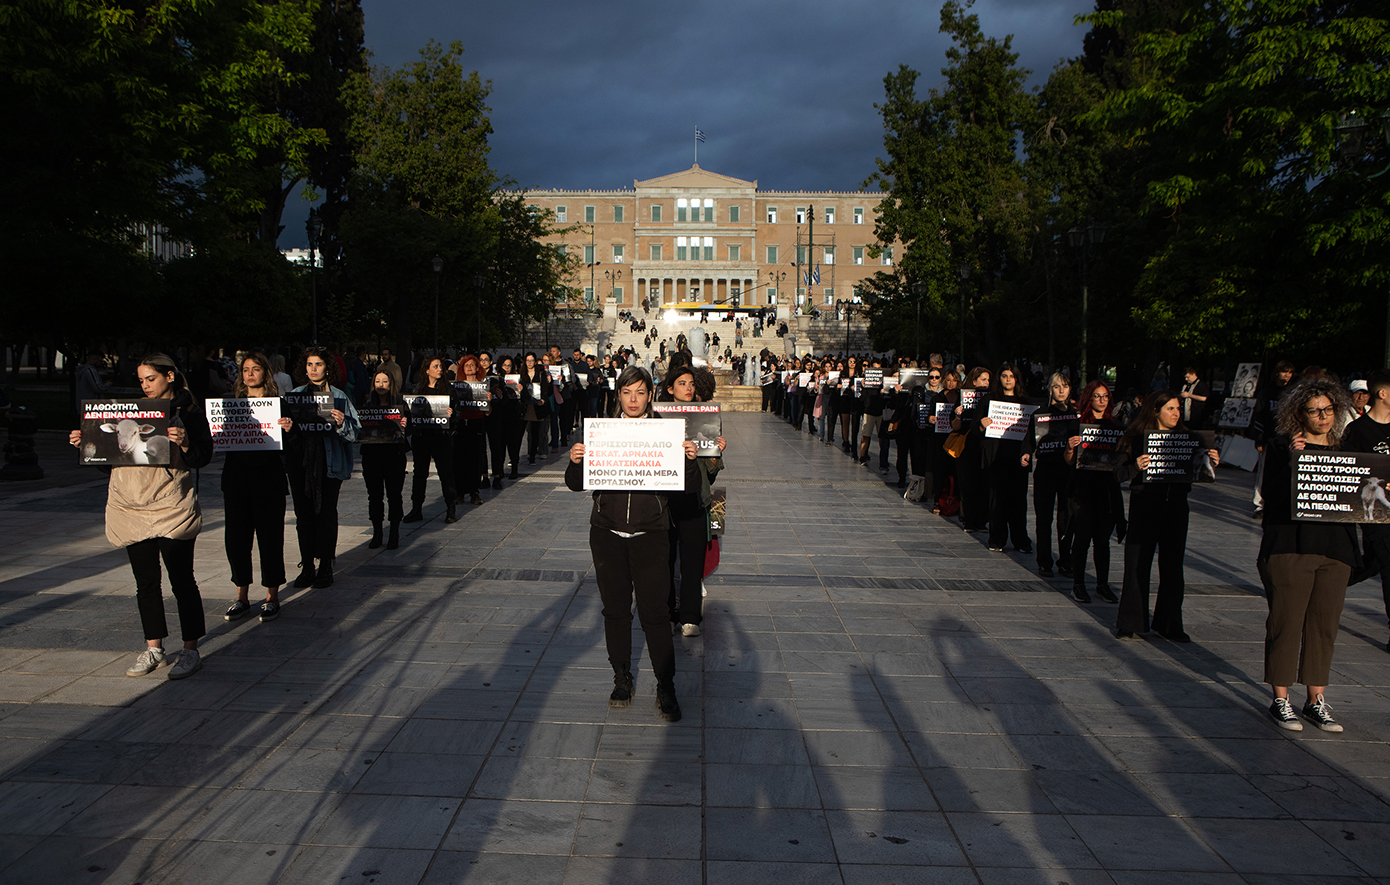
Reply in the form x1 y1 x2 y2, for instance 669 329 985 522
286 348 360 588
359 368 409 550
982 364 1034 554
489 355 523 483
838 355 861 455
404 355 456 524
451 354 489 508
566 366 699 722
1343 368 1390 650
221 352 292 622
950 368 992 533
1113 390 1221 641
1257 377 1358 732
1023 372 1076 578
519 352 550 466
1063 380 1125 604
69 353 213 679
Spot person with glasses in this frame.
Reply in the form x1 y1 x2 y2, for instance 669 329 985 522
1063 380 1124 603
925 370 958 505
1113 390 1220 642
1256 377 1359 733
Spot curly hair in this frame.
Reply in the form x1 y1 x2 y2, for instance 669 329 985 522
298 347 339 388
1275 377 1354 448
692 365 717 402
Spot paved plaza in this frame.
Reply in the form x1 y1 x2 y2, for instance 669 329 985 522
1 412 1389 884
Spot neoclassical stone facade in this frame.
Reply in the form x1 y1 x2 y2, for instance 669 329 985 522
526 165 899 319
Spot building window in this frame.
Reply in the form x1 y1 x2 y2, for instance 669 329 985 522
584 245 594 264
613 206 624 223
766 207 777 224
649 281 660 298
853 207 864 225
824 293 833 305
650 243 662 261
729 206 740 223
677 198 688 222
612 244 624 263
853 246 864 265
728 244 740 262
584 286 593 302
556 206 567 222
768 289 777 305
824 246 834 265
584 206 595 223
881 246 893 266
703 237 713 261
825 207 835 224
556 244 567 257
703 199 714 223
651 204 662 222
676 237 687 261
766 245 777 264
613 286 623 303
797 245 806 264
795 207 806 224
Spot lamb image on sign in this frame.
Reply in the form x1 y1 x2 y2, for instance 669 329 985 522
79 399 171 465
582 418 686 491
1292 451 1390 523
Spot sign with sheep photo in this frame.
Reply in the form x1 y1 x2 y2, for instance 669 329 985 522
1292 451 1390 523
79 399 172 466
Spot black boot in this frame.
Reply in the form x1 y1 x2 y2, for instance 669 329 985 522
293 562 316 588
402 505 423 523
492 476 503 490
386 521 400 550
655 678 682 722
609 662 634 708
313 559 334 588
444 503 458 524
368 521 383 549
509 465 519 479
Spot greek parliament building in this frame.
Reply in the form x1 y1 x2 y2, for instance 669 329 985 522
527 164 901 321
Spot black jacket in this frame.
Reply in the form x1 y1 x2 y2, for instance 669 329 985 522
565 418 700 533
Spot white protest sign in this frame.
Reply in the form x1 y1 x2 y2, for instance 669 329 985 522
935 402 953 433
583 418 686 491
206 397 282 451
984 400 1039 440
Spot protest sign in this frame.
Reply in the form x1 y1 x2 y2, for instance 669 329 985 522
582 418 686 491
406 395 450 426
284 393 335 433
504 374 522 395
798 372 811 387
984 400 1039 441
653 402 722 456
1231 362 1262 399
935 402 953 433
1143 431 1216 483
1033 412 1079 455
1218 397 1256 429
960 389 988 417
79 399 171 465
865 369 884 388
708 487 726 536
358 407 405 444
1076 424 1125 471
916 401 934 430
452 381 491 413
205 397 282 452
1292 451 1390 523
898 369 928 391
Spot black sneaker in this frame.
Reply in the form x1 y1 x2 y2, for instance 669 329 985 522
1269 698 1303 731
1057 564 1074 578
1115 629 1135 641
293 565 316 588
655 681 682 722
1071 584 1091 604
1158 629 1191 643
1301 695 1343 733
259 601 280 622
1038 566 1054 578
1096 584 1118 604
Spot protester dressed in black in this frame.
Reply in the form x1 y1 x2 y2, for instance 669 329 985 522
981 364 1033 553
1063 380 1125 604
1022 373 1076 577
1114 390 1220 641
489 355 523 482
950 367 992 532
451 354 488 508
404 355 456 524
220 352 292 622
359 369 409 550
520 352 550 466
1342 368 1390 649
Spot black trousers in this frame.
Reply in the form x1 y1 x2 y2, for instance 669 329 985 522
127 537 205 643
896 424 921 482
1353 527 1390 628
525 419 547 462
224 494 286 587
288 467 342 566
590 526 675 682
762 386 774 411
987 461 1031 550
453 419 486 495
361 445 406 524
411 431 455 506
1033 465 1072 571
1117 486 1190 634
1070 492 1114 587
668 509 706 626
957 445 988 530
487 413 521 475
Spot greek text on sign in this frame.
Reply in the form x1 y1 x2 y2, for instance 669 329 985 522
1292 451 1390 523
206 397 282 451
583 418 686 491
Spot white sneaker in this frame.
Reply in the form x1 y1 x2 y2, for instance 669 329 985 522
701 581 708 598
1269 697 1303 731
167 648 202 680
680 623 702 637
125 647 167 677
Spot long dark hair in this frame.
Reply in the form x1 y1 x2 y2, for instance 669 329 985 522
991 363 1024 398
1121 389 1184 452
234 351 277 398
414 355 447 393
1077 379 1114 421
658 364 695 402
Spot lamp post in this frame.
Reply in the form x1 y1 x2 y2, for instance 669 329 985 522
1067 221 1106 383
472 272 483 354
957 263 970 366
912 280 925 363
604 268 622 309
431 255 443 354
306 209 324 344
1332 110 1390 366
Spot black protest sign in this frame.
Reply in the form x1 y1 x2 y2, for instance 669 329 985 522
708 487 726 536
1033 412 1079 455
1292 451 1390 523
452 381 491 413
79 399 172 465
960 389 989 419
407 395 451 426
359 407 405 444
1143 431 1216 483
284 393 335 433
653 402 721 456
865 369 884 388
1076 424 1125 471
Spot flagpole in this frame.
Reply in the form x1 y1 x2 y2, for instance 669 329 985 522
695 124 698 164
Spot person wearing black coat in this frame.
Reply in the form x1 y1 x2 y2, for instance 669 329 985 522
1022 373 1077 577
359 367 409 550
981 364 1033 553
949 367 992 532
489 355 524 482
519 352 551 465
403 355 456 524
1063 380 1126 604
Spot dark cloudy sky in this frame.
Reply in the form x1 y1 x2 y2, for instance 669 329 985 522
284 0 1095 246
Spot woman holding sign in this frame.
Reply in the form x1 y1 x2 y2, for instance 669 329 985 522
520 352 550 466
404 355 456 524
950 368 992 532
1063 380 1125 604
286 348 360 588
489 355 523 482
567 366 698 722
451 354 489 507
221 352 293 622
1113 391 1220 641
1022 373 1077 578
69 353 213 679
359 368 409 550
982 364 1034 554
1256 378 1358 732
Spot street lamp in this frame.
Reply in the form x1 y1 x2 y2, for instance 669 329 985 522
1333 110 1390 366
1066 221 1106 383
472 272 484 354
431 255 443 354
912 280 925 363
306 209 324 344
957 263 971 367
604 268 622 309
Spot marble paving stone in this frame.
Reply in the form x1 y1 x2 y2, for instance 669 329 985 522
585 759 701 806
572 803 701 858
440 798 582 855
420 851 569 885
352 750 484 797
1188 817 1369 876
276 846 434 885
706 762 821 808
704 807 837 862
1069 814 1230 872
925 767 1057 814
306 793 460 849
948 811 1099 869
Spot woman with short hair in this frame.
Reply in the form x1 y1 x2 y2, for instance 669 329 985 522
286 347 360 587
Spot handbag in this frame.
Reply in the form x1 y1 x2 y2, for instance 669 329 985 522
943 430 967 459
938 477 960 517
904 475 928 502
703 536 720 578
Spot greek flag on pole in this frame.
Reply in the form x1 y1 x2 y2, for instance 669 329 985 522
695 127 706 143
812 264 821 285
